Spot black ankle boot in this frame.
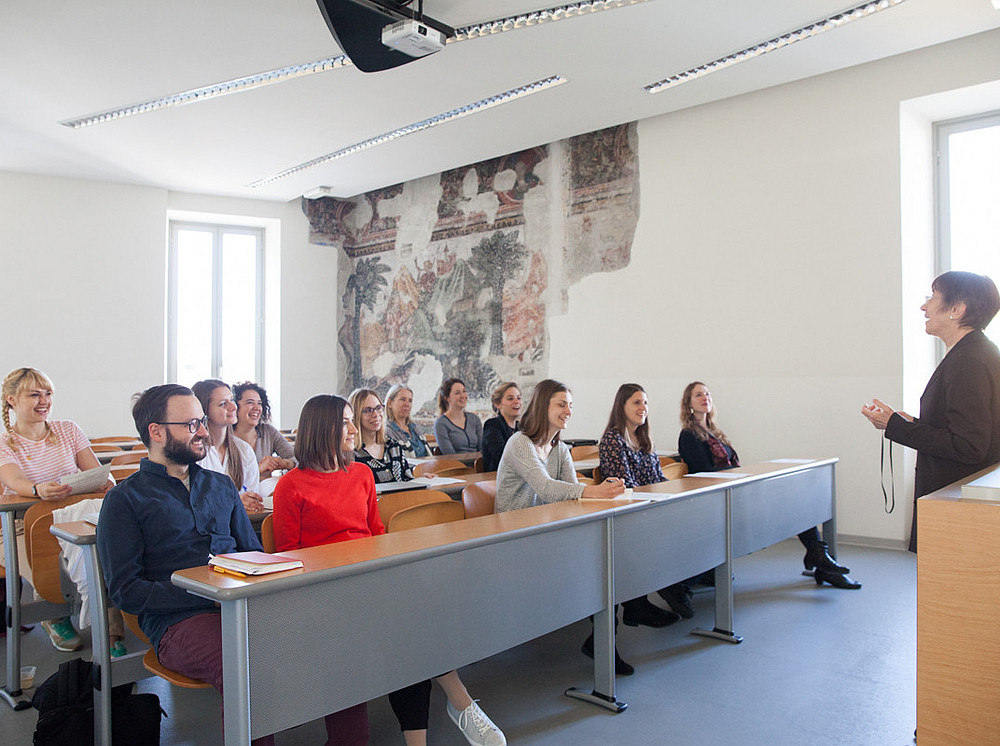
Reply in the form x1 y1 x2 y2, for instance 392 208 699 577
581 634 635 676
803 541 850 575
814 569 861 589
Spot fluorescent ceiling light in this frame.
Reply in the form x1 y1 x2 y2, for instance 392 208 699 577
248 75 568 188
644 0 908 94
59 1 647 129
60 56 353 129
453 0 652 39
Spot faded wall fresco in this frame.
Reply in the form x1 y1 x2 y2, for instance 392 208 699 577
303 122 639 417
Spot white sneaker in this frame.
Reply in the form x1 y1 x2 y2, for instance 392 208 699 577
40 617 83 652
446 700 506 746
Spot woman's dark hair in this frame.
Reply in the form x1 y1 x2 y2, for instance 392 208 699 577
680 381 732 446
437 378 465 414
519 379 570 447
192 379 242 487
233 381 272 429
605 383 652 453
931 271 1000 331
131 384 193 447
295 394 354 472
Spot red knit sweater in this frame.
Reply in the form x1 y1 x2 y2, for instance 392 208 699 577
272 463 384 552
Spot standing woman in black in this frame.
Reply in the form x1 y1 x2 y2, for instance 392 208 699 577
679 382 860 589
863 271 1000 552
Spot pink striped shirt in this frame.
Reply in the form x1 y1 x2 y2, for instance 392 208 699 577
0 420 90 495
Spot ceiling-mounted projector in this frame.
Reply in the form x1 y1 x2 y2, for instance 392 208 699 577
381 19 446 57
315 0 454 73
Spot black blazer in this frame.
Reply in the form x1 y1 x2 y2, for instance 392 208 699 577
886 329 1000 500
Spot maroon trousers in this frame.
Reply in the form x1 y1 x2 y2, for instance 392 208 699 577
158 612 369 745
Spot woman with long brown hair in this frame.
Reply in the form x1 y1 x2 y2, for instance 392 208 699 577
681 381 859 589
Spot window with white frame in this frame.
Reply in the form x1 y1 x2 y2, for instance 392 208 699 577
168 221 264 385
935 110 1000 348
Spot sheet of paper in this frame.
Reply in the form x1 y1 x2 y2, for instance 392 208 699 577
83 511 101 525
60 464 111 495
766 458 813 464
686 471 751 479
410 476 465 487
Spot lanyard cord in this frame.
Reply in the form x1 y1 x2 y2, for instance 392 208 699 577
880 436 895 514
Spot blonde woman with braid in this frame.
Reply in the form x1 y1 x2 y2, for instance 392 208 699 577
0 367 121 654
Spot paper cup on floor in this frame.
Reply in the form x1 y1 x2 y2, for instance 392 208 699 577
20 665 36 690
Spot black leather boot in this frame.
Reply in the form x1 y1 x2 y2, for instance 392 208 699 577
803 540 850 575
814 569 861 589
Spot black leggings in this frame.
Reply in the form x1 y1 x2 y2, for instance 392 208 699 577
387 679 432 731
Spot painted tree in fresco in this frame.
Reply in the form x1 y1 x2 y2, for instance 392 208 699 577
345 256 391 388
469 230 528 356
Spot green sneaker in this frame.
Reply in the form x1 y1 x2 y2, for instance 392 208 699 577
40 617 82 652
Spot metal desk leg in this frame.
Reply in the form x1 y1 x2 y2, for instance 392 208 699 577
1 510 30 710
85 545 112 746
693 488 743 644
222 599 252 746
565 515 627 713
822 466 838 560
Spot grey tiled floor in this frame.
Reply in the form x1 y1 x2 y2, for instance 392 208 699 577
2 539 916 745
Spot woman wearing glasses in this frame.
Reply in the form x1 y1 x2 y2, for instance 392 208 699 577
349 388 419 482
192 379 265 514
0 367 119 654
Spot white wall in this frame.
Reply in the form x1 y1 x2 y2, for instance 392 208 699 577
0 174 333 436
550 28 1000 546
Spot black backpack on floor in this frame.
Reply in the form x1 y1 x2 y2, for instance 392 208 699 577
32 657 163 745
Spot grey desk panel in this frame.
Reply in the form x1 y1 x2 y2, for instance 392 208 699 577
730 464 834 558
244 517 608 739
611 494 727 602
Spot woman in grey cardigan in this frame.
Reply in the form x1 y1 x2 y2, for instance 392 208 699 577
494 379 624 512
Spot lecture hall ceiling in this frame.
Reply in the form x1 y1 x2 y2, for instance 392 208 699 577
1 0 998 201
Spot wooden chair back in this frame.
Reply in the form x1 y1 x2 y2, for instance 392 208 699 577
121 612 209 689
110 452 145 466
658 455 676 467
576 474 594 486
473 456 485 473
413 459 468 477
461 481 496 518
24 494 97 603
387 500 465 533
90 436 141 446
261 515 275 552
89 444 120 453
592 466 603 484
570 444 598 460
377 489 451 528
661 462 689 480
110 465 141 482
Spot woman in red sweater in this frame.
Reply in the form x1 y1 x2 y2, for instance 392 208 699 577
273 394 504 746
272 394 377 745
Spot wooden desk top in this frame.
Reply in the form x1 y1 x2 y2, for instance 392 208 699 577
173 499 628 600
0 493 42 513
630 457 836 496
49 520 96 545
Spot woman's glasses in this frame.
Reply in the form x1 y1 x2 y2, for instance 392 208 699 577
361 405 385 416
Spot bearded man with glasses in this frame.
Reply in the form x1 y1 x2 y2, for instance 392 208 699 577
96 384 284 745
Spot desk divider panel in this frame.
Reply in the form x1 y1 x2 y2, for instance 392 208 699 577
730 464 834 558
611 493 727 603
243 517 609 738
